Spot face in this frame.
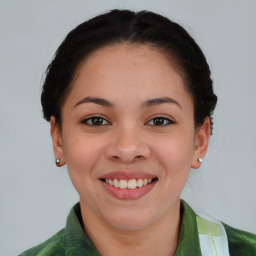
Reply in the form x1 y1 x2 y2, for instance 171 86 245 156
51 44 210 231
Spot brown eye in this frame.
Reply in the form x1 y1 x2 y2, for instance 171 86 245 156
147 117 174 126
82 116 110 126
153 118 165 125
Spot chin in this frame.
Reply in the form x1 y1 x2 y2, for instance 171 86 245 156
102 208 157 231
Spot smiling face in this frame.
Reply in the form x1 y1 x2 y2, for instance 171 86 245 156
51 44 210 231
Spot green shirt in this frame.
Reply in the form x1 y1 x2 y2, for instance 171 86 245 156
19 201 256 256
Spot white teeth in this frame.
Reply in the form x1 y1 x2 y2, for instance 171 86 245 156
137 179 143 187
104 178 155 189
119 180 128 189
127 179 137 189
113 179 119 188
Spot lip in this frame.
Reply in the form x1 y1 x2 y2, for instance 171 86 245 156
99 171 158 200
100 171 156 180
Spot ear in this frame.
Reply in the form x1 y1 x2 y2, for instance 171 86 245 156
191 117 211 169
50 116 66 166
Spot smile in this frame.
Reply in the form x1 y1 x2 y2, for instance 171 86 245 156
99 172 158 200
102 178 155 189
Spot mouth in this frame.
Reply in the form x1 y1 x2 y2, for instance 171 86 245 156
100 177 158 189
99 172 158 200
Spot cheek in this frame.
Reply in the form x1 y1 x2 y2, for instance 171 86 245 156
61 134 102 189
154 134 195 185
156 133 195 165
63 129 102 166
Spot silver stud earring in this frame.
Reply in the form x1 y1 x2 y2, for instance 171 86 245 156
198 158 203 163
55 158 60 166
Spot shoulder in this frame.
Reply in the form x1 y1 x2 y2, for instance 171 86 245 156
223 222 256 256
18 229 66 256
181 200 256 255
18 203 99 256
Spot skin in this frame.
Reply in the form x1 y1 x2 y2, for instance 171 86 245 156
51 44 210 256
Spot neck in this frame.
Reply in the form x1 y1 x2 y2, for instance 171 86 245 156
80 200 181 256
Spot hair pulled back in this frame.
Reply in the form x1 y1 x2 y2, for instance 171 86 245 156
41 9 217 132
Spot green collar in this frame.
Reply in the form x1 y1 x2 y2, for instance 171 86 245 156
65 200 201 256
65 203 100 255
175 200 202 256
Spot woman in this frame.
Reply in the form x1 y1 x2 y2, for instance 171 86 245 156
19 9 256 256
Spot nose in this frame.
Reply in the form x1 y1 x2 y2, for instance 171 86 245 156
105 126 151 164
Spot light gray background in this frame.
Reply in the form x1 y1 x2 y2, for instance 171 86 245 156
1 1 255 255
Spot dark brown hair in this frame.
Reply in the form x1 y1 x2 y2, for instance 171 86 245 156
41 9 217 132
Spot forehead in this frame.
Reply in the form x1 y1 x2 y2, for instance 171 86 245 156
66 43 192 108
75 44 179 78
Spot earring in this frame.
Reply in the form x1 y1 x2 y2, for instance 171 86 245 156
55 158 60 166
198 158 203 163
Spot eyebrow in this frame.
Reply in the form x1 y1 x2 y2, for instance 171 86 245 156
74 97 114 108
142 97 182 109
74 96 181 109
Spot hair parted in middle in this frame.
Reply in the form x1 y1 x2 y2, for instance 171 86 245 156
41 9 217 132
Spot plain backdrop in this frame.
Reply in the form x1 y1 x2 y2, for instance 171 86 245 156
1 1 256 255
